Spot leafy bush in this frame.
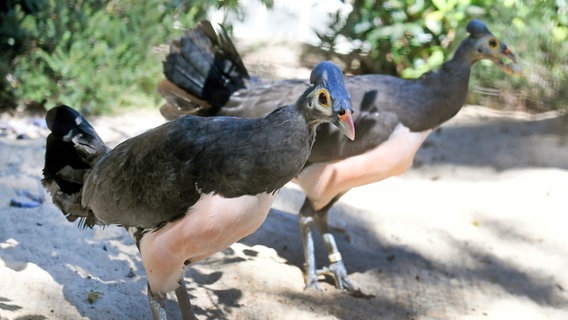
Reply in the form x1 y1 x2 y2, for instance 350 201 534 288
468 0 568 111
3 0 565 113
313 0 485 77
0 0 50 110
314 0 567 111
1 0 272 114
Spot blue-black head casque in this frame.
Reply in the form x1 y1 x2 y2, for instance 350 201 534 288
466 19 491 39
309 61 353 114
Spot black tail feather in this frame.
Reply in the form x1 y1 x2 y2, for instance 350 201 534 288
163 20 249 112
42 105 108 228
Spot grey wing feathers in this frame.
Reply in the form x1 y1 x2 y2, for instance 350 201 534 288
82 121 201 228
219 79 309 118
80 112 307 229
220 75 403 162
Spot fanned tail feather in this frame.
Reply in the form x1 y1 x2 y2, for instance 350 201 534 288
42 105 109 228
158 20 249 119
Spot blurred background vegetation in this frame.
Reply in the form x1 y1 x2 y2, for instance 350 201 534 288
314 0 568 112
1 0 566 114
0 0 268 114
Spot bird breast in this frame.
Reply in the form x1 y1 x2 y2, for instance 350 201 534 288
138 192 274 292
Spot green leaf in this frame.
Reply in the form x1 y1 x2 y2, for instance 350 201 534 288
87 290 102 304
424 11 445 35
552 25 568 42
427 48 445 68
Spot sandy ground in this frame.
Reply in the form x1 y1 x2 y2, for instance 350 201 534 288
0 105 567 320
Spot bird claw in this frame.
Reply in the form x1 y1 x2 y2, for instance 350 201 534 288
316 260 354 292
304 271 324 292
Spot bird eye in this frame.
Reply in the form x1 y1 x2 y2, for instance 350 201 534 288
488 38 498 48
318 89 330 107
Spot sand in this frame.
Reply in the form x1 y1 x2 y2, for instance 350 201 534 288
0 105 567 319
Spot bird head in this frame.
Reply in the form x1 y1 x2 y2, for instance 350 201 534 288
465 19 522 75
303 61 355 140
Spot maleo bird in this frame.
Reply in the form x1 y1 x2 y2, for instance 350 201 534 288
157 20 521 292
41 61 355 320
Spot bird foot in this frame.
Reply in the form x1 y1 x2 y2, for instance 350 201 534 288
303 271 324 292
316 260 354 292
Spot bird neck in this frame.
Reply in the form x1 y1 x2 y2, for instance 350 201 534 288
438 52 473 96
401 47 474 131
438 40 476 109
293 87 328 132
448 37 479 67
262 102 318 149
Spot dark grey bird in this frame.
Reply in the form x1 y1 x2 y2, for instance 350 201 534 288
157 20 521 292
41 61 354 320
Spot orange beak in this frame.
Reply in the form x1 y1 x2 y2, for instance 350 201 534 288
338 110 355 141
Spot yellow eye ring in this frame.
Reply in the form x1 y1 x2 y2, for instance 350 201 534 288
488 38 499 49
317 89 331 107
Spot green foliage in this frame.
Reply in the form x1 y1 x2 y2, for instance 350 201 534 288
317 0 567 111
468 0 568 111
86 290 102 304
1 0 272 114
3 0 205 114
0 0 47 109
316 0 485 76
2 1 565 112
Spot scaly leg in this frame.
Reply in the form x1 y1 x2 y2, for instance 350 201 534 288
175 276 197 320
299 196 356 291
148 282 167 320
298 198 322 291
313 197 354 291
147 277 197 320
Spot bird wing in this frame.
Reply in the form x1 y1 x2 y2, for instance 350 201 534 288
216 75 404 163
81 109 312 229
218 79 309 118
81 118 202 228
305 75 401 162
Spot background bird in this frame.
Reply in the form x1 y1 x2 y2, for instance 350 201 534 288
42 61 354 319
157 19 521 293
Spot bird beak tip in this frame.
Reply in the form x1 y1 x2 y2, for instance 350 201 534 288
338 111 355 141
498 48 521 75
